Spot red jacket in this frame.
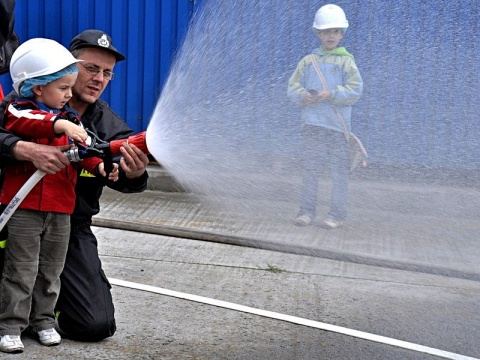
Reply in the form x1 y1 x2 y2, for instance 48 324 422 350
0 99 103 214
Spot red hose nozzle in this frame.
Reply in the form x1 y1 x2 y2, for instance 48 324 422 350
109 131 150 155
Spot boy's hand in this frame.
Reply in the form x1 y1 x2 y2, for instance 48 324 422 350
302 91 320 106
97 162 119 181
317 90 331 100
54 119 88 142
303 90 331 105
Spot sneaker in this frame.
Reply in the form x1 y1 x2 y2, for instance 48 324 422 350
322 218 344 229
294 214 312 226
0 335 24 353
38 328 61 346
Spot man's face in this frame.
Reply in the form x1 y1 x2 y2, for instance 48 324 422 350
72 47 117 104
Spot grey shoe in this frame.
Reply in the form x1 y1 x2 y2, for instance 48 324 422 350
294 214 312 226
38 328 61 346
0 335 24 353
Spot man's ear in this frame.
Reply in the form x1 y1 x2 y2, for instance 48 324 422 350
32 85 43 97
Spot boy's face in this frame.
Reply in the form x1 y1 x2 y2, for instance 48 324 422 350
316 28 344 51
33 73 78 109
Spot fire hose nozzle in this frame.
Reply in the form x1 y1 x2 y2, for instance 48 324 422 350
62 130 150 164
109 131 149 155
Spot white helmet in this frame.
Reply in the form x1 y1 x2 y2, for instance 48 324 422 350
10 38 82 94
313 4 349 30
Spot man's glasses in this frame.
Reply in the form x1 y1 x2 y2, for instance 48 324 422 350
79 63 116 80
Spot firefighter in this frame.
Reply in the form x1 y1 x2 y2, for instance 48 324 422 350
54 29 149 342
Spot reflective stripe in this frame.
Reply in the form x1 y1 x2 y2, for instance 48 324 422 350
80 169 95 177
0 239 6 249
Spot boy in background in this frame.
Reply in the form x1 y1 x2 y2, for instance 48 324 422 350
287 4 363 229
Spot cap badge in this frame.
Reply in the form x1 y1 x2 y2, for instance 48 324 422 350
97 34 110 48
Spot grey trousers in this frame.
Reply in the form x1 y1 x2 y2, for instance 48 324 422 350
0 209 70 335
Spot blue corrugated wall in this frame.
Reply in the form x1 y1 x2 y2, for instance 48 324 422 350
1 0 478 168
0 0 198 133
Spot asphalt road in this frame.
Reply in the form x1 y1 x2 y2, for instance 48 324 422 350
11 226 480 360
12 168 480 359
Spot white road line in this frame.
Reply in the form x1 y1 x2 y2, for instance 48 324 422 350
109 278 478 360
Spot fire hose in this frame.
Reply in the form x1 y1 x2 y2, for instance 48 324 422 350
0 130 149 233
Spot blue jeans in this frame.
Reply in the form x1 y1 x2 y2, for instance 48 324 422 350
298 125 349 220
0 209 70 335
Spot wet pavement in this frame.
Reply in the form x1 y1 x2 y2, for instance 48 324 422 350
101 165 480 279
13 164 480 359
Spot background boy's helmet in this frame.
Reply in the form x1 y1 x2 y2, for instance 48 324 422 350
10 38 82 94
313 4 349 30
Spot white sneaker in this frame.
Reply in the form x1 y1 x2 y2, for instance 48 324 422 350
294 214 312 226
322 218 344 229
38 328 61 346
0 335 24 353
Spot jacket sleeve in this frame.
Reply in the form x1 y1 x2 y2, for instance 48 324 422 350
0 128 21 162
287 56 308 106
4 102 57 139
0 92 21 162
330 56 363 106
80 157 102 176
110 170 148 193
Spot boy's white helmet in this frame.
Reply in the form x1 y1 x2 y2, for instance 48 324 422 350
313 4 349 30
10 38 82 94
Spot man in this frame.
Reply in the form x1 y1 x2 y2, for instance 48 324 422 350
0 29 149 342
54 29 149 342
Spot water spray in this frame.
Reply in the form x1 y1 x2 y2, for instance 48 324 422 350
0 130 150 233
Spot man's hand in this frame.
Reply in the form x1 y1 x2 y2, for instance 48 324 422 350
118 142 149 179
12 141 70 174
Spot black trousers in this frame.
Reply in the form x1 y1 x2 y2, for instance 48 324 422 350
55 222 116 342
